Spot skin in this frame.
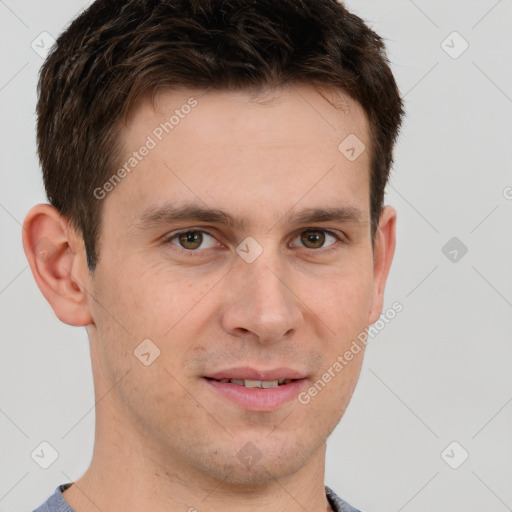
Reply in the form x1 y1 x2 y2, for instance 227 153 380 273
23 84 396 512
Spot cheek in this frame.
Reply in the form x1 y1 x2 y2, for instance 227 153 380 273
300 257 374 334
95 258 215 335
89 260 225 393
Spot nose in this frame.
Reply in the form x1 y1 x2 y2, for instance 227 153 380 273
219 251 304 344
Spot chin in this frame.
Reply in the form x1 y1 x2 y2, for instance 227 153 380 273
211 458 307 487
198 437 316 487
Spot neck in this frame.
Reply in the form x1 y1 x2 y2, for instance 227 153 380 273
64 439 332 512
63 381 333 512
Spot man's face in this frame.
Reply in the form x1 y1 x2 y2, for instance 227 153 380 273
86 85 385 484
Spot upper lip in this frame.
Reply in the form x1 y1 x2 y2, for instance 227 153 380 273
205 367 307 381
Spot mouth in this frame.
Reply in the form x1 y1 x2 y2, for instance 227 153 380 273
204 377 298 388
202 368 308 411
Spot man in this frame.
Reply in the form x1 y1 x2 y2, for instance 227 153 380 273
23 0 403 510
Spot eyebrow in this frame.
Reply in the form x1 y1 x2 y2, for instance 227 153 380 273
131 201 365 231
292 206 364 225
132 202 246 230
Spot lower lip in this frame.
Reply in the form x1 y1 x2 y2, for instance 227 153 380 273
204 378 307 412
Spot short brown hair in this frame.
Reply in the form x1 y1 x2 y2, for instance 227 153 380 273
37 0 404 270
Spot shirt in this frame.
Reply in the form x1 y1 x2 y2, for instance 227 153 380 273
33 483 361 512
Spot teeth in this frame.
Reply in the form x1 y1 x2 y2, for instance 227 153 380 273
244 379 278 388
217 378 294 388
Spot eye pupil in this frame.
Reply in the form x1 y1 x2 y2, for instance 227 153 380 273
301 230 325 249
179 231 203 249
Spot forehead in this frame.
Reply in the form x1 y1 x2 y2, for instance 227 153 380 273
106 84 371 229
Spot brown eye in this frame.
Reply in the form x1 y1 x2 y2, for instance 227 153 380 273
178 231 203 249
300 230 326 248
292 229 338 250
167 229 218 253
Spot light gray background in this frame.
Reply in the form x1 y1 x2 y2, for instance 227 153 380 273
1 1 511 511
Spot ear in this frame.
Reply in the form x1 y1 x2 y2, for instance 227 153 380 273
22 204 93 326
368 206 397 324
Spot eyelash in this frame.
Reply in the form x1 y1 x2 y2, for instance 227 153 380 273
163 228 344 255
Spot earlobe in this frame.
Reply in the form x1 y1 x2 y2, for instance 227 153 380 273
368 206 397 324
22 204 93 327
